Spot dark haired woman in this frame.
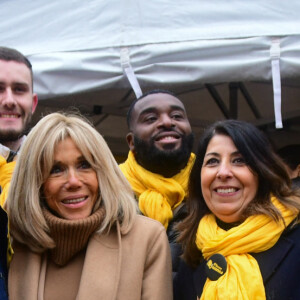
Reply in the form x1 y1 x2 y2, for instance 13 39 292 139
174 120 300 300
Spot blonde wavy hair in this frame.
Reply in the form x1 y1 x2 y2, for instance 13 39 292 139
6 112 138 252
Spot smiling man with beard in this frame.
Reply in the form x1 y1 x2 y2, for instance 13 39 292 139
120 89 195 274
0 47 38 207
0 47 38 299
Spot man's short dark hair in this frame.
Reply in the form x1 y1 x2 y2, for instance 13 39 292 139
0 46 33 84
126 89 177 130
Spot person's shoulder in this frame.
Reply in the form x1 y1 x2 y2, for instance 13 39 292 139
133 215 165 232
122 215 168 249
126 215 166 241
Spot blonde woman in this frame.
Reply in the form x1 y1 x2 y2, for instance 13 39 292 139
6 112 172 300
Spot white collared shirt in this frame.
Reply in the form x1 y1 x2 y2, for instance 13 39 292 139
0 136 26 161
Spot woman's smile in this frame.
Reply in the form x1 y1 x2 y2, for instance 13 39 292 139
43 137 99 220
201 134 258 223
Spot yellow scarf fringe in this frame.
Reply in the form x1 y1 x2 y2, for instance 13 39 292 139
120 151 195 228
195 197 297 300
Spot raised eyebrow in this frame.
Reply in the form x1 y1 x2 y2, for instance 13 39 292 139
77 155 88 162
52 156 86 166
13 82 30 88
139 105 186 116
205 151 241 157
170 105 186 113
139 107 158 117
52 160 62 166
204 152 220 157
231 151 242 156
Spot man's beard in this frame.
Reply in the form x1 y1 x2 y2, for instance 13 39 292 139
0 113 33 144
133 133 194 177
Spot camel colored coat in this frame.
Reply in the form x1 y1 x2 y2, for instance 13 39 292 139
8 215 173 300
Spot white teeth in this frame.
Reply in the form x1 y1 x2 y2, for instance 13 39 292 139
1 114 18 118
216 188 237 193
63 197 85 204
159 136 176 141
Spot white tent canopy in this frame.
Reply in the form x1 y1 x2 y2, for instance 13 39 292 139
1 0 300 155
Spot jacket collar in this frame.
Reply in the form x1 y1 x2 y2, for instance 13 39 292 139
0 136 26 160
252 228 295 284
192 229 295 297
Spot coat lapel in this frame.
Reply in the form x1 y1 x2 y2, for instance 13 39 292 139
8 243 43 300
193 261 207 299
252 233 294 284
76 224 121 300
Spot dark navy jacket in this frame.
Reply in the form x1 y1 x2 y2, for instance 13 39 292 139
174 224 300 300
0 206 8 300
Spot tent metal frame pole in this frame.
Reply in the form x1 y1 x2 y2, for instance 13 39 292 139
238 82 262 119
229 82 239 119
205 84 230 119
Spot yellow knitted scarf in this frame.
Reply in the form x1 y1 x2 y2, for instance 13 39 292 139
0 155 16 265
119 151 195 228
195 197 298 300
